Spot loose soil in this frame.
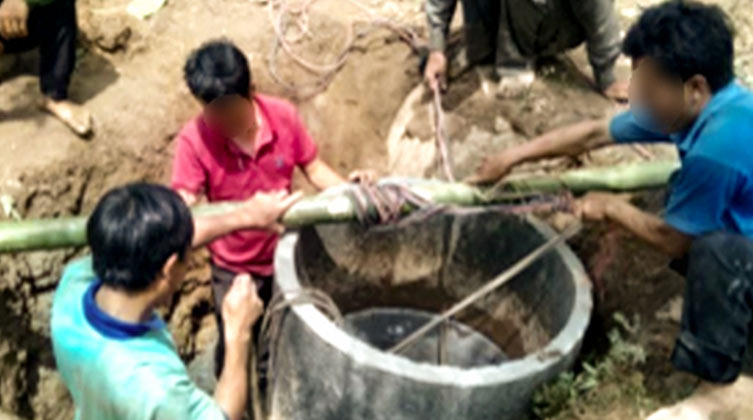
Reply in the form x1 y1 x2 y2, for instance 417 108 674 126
0 0 751 419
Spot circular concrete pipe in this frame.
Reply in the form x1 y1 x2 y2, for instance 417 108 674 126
270 202 592 420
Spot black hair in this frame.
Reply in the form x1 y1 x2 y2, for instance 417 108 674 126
623 0 735 92
184 39 252 103
87 183 194 292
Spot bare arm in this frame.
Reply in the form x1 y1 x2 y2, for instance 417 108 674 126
507 118 613 161
214 334 248 420
302 158 346 191
469 118 614 184
577 192 692 258
179 190 303 248
607 200 692 258
213 275 263 420
192 213 253 248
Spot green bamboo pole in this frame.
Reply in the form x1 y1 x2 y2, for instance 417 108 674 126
0 161 679 254
501 160 680 194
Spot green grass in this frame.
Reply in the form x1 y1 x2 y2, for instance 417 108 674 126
532 313 650 420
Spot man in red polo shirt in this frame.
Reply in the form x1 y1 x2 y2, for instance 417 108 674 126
172 39 371 376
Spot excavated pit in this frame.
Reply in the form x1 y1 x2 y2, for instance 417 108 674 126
270 203 593 420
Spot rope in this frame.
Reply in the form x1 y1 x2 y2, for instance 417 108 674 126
264 0 457 184
249 182 576 417
264 0 424 99
431 85 456 182
346 182 434 225
248 336 264 420
249 287 344 418
346 181 575 227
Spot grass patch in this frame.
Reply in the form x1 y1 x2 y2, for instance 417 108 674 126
533 313 654 420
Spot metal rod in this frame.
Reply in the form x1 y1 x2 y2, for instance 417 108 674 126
438 316 448 365
388 220 583 355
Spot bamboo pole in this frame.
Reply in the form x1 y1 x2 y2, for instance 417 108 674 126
500 160 679 194
0 161 679 254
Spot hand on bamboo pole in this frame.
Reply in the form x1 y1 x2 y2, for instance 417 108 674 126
192 190 304 247
464 152 517 185
239 190 304 234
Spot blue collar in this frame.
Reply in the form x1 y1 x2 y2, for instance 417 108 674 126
670 81 747 154
83 280 166 340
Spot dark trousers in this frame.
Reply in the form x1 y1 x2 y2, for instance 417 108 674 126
671 232 753 383
457 0 500 65
0 0 77 100
211 263 273 377
459 0 584 67
459 0 619 88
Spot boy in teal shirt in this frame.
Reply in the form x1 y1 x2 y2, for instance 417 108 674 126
51 183 299 419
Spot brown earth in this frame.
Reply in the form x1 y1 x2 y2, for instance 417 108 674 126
0 0 751 419
0 0 420 417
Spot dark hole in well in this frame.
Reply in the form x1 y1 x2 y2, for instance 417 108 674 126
294 211 576 365
343 307 508 367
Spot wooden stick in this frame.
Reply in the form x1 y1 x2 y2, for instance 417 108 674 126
248 332 266 420
387 220 583 355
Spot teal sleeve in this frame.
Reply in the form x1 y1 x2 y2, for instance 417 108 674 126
149 363 228 420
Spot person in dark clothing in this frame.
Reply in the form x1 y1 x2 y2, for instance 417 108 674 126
0 0 92 136
470 2 753 418
424 0 628 101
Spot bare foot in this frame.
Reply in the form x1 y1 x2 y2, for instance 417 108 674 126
495 69 535 99
41 98 93 137
646 376 753 420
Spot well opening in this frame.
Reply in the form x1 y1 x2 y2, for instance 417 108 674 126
293 211 576 365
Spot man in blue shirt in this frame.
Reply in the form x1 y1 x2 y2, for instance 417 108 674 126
470 1 753 417
51 183 299 419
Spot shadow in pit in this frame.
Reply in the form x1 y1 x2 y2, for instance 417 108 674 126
0 289 56 419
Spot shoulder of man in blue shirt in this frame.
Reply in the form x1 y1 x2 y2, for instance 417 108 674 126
606 82 753 238
689 84 753 171
662 82 753 237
